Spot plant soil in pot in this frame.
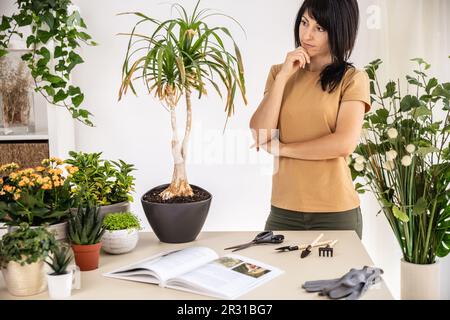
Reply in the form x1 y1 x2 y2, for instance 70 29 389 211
141 184 212 243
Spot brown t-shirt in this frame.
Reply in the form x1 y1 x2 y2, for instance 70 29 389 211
264 64 371 213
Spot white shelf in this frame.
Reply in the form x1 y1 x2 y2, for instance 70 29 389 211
0 131 49 141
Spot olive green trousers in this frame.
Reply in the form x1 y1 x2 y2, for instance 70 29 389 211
264 205 363 239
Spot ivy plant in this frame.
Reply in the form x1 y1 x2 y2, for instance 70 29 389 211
0 222 57 268
0 0 97 126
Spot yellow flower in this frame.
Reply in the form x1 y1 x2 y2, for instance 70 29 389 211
35 166 46 172
0 178 3 184
9 172 18 180
49 157 64 165
3 185 14 193
23 168 34 175
52 175 59 181
41 184 51 190
0 163 20 173
13 193 20 200
0 190 5 195
18 180 26 187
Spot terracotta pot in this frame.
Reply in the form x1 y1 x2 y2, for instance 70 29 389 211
71 243 102 271
1 260 46 296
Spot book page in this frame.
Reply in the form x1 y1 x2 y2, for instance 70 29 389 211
167 254 284 299
103 247 219 284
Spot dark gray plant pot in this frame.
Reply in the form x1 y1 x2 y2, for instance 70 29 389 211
141 184 212 243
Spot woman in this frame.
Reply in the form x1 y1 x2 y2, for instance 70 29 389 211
249 0 370 239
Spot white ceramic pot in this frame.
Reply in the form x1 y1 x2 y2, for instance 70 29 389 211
101 229 139 254
46 221 69 241
7 220 68 241
2 260 46 296
401 258 440 300
70 201 130 221
46 265 81 299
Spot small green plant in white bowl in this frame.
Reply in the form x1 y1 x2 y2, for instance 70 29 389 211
45 243 80 299
102 212 141 254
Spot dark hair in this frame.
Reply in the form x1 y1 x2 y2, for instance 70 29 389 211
294 0 359 93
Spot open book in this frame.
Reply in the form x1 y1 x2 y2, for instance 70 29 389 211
103 246 284 299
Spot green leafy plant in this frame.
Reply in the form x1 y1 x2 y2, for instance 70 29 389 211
68 202 106 245
64 151 136 206
45 243 73 275
0 157 72 226
118 0 247 200
348 56 450 264
0 0 97 126
0 222 56 268
103 212 141 231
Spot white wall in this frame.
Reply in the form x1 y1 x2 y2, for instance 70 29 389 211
1 0 448 299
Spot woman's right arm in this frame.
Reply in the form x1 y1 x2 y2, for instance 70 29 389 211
249 47 310 148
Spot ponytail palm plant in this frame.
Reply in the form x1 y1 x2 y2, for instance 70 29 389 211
118 0 247 200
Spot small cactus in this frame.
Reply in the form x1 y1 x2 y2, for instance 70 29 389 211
68 202 105 245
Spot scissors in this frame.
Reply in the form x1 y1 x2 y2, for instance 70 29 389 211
224 231 285 252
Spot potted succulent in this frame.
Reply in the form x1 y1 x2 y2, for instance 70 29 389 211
102 212 141 254
349 57 450 299
118 0 247 243
45 243 80 299
68 202 105 271
0 157 72 240
0 222 56 296
64 151 136 221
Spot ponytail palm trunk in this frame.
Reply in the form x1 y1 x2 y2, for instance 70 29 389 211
118 1 247 200
163 88 193 200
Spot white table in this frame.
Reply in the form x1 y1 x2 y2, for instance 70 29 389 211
0 231 393 300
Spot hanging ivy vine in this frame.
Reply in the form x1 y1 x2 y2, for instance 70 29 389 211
0 0 96 126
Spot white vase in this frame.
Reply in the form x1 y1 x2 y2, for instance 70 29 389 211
2 260 46 296
401 258 440 300
101 229 138 254
46 265 80 299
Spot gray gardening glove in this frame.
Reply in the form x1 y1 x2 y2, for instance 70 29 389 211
325 267 383 300
302 266 371 292
302 266 384 300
